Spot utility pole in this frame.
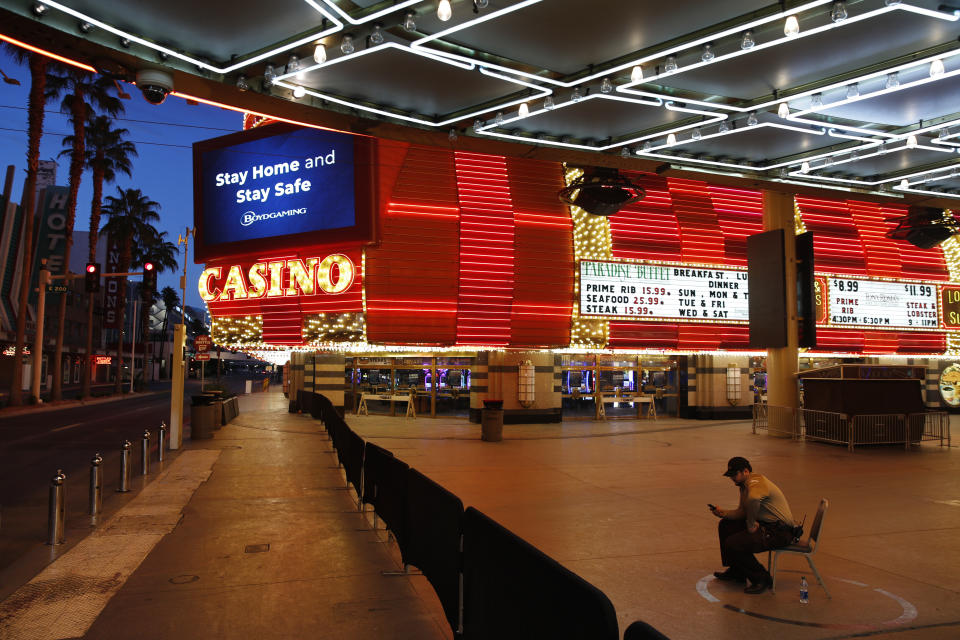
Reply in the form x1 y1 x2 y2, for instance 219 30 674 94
31 263 49 403
170 227 193 450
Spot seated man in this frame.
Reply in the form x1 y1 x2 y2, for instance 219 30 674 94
710 456 796 594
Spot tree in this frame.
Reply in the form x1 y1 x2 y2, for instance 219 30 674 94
100 188 160 393
64 116 138 398
2 44 47 406
45 66 123 401
159 286 181 379
133 228 179 383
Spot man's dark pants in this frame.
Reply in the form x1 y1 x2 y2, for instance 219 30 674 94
717 519 793 585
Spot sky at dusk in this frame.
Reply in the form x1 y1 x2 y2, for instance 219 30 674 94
0 47 242 309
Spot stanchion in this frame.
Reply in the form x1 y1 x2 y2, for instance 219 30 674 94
118 440 132 492
89 454 103 516
47 469 66 545
158 422 166 462
141 430 151 475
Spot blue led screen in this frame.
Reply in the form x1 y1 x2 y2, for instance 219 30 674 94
198 127 356 246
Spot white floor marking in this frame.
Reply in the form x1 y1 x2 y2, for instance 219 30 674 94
51 422 83 432
0 449 221 640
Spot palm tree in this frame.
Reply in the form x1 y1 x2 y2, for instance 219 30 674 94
65 116 137 398
159 286 181 379
45 66 124 401
133 228 179 383
2 44 48 406
100 188 161 394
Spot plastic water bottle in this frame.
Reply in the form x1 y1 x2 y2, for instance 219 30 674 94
800 576 809 604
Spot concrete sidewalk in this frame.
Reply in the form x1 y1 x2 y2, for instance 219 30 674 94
1 390 957 639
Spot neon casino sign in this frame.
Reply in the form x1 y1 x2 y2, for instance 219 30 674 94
199 253 355 302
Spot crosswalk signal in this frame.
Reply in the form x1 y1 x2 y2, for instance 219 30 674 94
142 261 156 300
85 263 100 292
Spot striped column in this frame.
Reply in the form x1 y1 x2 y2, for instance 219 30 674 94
315 354 347 415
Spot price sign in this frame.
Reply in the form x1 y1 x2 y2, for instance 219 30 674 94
580 260 749 322
827 277 938 329
196 353 211 361
195 335 212 352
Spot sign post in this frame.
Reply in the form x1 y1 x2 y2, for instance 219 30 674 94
195 335 211 392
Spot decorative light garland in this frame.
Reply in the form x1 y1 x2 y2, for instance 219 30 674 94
302 312 366 343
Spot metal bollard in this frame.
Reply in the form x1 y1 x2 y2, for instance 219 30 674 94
157 422 166 462
89 453 103 516
118 440 132 492
47 469 66 545
141 430 151 476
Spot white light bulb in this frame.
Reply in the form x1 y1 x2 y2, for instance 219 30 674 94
778 102 790 118
784 15 800 37
314 44 327 64
600 77 613 94
236 75 249 91
437 0 452 21
571 87 582 102
449 128 457 141
846 82 859 99
938 128 950 141
473 118 482 132
830 1 848 23
494 111 504 125
341 34 355 54
544 95 555 109
666 133 677 145
930 59 945 78
899 178 909 189
664 55 678 73
800 161 810 173
518 102 529 118
719 121 730 133
403 11 417 31
264 64 276 84
286 55 300 74
293 85 306 99
642 141 652 151
631 65 643 83
620 147 631 158
741 30 755 50
906 134 918 148
885 71 899 89
701 44 715 62
369 24 384 45
691 127 702 141
747 111 758 126
810 93 823 108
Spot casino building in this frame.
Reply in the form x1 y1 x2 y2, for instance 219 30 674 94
195 122 960 423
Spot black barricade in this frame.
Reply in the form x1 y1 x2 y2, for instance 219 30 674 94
462 507 619 640
301 390 314 416
363 444 409 551
310 392 325 420
624 620 670 640
405 469 464 634
342 427 365 498
296 390 305 413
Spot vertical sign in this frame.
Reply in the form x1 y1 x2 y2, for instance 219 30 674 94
941 285 960 329
104 236 124 329
29 186 69 303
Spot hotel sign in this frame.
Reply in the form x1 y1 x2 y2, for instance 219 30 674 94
579 260 750 322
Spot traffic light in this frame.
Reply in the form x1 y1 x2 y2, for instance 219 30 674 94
85 263 100 292
142 261 156 300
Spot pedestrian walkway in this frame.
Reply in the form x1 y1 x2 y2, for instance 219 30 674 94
0 390 957 639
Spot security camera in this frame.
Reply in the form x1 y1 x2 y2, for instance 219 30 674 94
136 69 173 105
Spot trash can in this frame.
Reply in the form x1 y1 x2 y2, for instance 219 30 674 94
190 396 215 440
481 400 504 442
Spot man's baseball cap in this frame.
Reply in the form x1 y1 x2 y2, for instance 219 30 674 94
723 456 752 477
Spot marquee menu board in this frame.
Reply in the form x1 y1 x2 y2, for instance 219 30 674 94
827 277 938 329
579 260 750 321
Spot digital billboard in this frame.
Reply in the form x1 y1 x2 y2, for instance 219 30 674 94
193 123 376 262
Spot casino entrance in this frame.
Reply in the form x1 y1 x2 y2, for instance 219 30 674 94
560 354 679 419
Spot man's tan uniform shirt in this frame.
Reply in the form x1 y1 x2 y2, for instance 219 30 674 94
731 474 794 529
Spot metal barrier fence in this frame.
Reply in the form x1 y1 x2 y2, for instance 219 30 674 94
755 404 952 452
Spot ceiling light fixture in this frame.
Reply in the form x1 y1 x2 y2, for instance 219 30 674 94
719 121 730 133
403 11 417 31
437 0 452 21
30 2 46 17
664 55 678 73
558 167 646 216
621 147 631 158
475 0 489 8
78 21 92 33
885 71 899 89
846 82 859 99
701 43 715 62
286 54 300 74
473 118 482 132
899 178 910 189
264 63 276 85
341 35 355 54
740 30 755 50
314 43 327 64
930 58 945 77
784 15 800 37
747 111 759 126
810 93 823 108
938 128 950 141
369 24 384 45
778 102 790 118
907 134 918 148
544 95 555 109
830 1 848 23
518 102 529 117
691 127 702 140
800 161 811 173
666 133 677 145
494 111 504 125
293 85 306 99
449 128 458 141
571 87 582 102
631 65 643 83
601 77 613 94
236 74 249 91
642 141 652 151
